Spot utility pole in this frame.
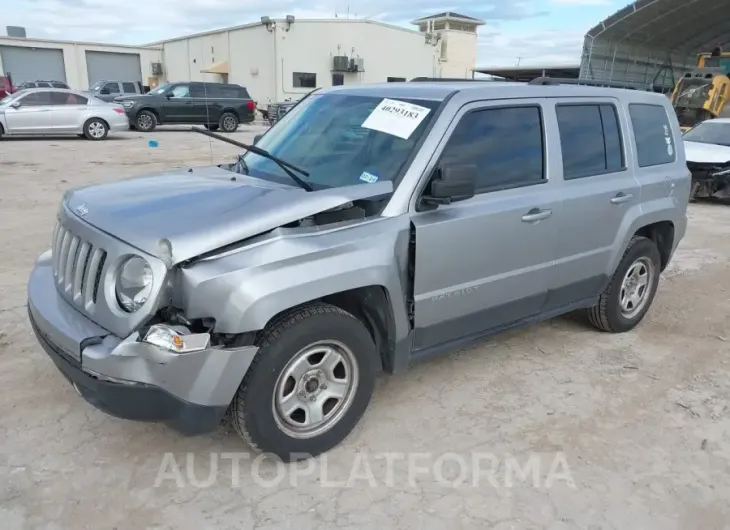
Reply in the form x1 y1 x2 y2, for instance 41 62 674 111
516 56 523 66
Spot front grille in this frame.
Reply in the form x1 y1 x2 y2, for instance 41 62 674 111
266 103 294 124
51 220 107 309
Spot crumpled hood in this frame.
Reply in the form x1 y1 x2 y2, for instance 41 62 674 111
683 140 730 164
64 165 393 265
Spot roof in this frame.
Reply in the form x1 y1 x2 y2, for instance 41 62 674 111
410 12 485 24
586 0 730 53
474 64 580 81
0 34 161 50
146 18 425 46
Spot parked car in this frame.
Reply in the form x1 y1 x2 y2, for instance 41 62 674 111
0 87 128 140
16 80 70 90
683 118 730 200
115 81 256 132
88 80 144 102
27 80 689 461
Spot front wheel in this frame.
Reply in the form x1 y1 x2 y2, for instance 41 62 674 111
231 303 378 461
136 110 157 132
586 236 662 333
83 118 108 140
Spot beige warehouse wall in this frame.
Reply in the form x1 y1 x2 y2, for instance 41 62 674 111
0 37 161 89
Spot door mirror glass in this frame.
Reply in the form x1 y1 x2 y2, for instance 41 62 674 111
10 101 21 108
422 163 476 207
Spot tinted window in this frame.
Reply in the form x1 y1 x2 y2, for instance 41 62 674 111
293 72 316 88
122 82 137 93
190 83 209 97
556 104 624 179
103 82 120 93
52 82 68 89
387 77 406 82
50 91 88 105
629 104 676 167
439 106 545 192
37 82 50 87
19 92 52 106
332 74 344 86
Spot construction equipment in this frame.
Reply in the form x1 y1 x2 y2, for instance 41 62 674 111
671 46 730 131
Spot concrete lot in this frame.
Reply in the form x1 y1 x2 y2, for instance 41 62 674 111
1 128 730 530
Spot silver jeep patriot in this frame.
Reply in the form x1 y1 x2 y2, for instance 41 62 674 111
28 80 690 461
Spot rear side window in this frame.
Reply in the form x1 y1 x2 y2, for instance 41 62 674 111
629 103 676 167
50 91 88 105
556 103 624 180
121 82 137 93
440 105 545 192
37 82 50 87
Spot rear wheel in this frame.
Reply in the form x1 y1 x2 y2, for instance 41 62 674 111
586 236 661 333
136 110 157 132
231 303 378 461
219 112 239 133
83 118 108 140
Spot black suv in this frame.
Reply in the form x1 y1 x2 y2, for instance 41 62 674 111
115 81 256 133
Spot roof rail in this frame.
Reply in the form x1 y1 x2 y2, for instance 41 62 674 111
409 77 494 82
528 77 653 91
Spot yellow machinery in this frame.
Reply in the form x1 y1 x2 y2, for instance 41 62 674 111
671 48 730 131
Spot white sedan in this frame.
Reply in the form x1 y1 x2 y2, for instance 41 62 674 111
683 118 730 200
0 87 129 140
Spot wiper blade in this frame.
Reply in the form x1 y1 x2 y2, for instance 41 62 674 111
191 126 313 192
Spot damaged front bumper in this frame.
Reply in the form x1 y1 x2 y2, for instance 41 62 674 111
27 251 258 435
688 162 730 200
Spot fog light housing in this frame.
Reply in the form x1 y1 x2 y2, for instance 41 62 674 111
143 324 210 353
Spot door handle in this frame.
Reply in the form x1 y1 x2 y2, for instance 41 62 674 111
610 192 633 204
521 208 552 223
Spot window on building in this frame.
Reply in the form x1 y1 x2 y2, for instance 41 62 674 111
450 22 476 33
433 22 446 30
293 72 317 89
628 103 676 167
49 91 88 105
439 106 545 193
332 73 344 86
122 82 137 93
556 104 624 179
418 23 427 32
387 77 406 82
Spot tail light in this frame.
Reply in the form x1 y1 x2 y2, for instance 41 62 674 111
246 100 255 111
113 107 125 114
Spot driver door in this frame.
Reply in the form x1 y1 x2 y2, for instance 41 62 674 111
161 83 193 122
4 91 52 134
410 101 561 351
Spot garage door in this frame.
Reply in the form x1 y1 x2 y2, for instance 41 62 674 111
0 46 66 84
86 51 142 86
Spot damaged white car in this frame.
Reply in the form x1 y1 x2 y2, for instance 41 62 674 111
683 118 730 200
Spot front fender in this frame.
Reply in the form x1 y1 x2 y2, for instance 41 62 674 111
179 216 413 340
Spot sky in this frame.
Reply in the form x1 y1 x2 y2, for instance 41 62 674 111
4 0 630 66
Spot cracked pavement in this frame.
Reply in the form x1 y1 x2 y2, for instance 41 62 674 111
1 127 729 529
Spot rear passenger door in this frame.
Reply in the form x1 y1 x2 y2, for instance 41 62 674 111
546 99 640 308
47 91 88 132
191 82 221 123
411 101 562 351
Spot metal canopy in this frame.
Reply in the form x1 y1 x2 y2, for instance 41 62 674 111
586 0 730 54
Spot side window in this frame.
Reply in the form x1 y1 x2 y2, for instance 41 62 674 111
293 72 316 88
121 82 137 93
19 92 52 106
440 106 545 192
190 83 211 97
36 82 50 87
556 103 624 179
332 73 344 86
170 84 191 98
103 82 120 94
51 82 69 89
629 103 676 167
50 92 88 105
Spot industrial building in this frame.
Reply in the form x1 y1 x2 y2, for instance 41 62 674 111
0 12 483 102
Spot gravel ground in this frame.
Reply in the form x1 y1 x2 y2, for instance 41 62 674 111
1 128 729 530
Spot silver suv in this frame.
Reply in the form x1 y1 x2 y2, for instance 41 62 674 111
27 80 690 461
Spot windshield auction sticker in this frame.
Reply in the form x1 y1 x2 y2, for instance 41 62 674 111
361 98 431 140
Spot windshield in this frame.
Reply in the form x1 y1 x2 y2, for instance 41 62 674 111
147 83 170 95
242 93 441 190
683 121 730 147
90 81 105 91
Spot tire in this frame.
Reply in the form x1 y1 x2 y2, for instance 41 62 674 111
231 303 378 462
586 236 662 333
83 118 108 141
219 111 239 133
135 110 157 132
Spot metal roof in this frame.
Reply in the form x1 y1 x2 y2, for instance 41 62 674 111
586 0 730 53
411 12 485 24
473 64 580 81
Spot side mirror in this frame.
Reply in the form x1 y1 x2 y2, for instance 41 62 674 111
99 88 110 95
421 163 476 208
165 93 173 99
10 101 21 109
253 134 263 144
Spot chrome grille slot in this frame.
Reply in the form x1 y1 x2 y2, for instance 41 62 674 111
51 221 107 311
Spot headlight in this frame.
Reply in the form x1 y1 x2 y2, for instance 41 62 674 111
116 256 153 312
122 101 135 108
